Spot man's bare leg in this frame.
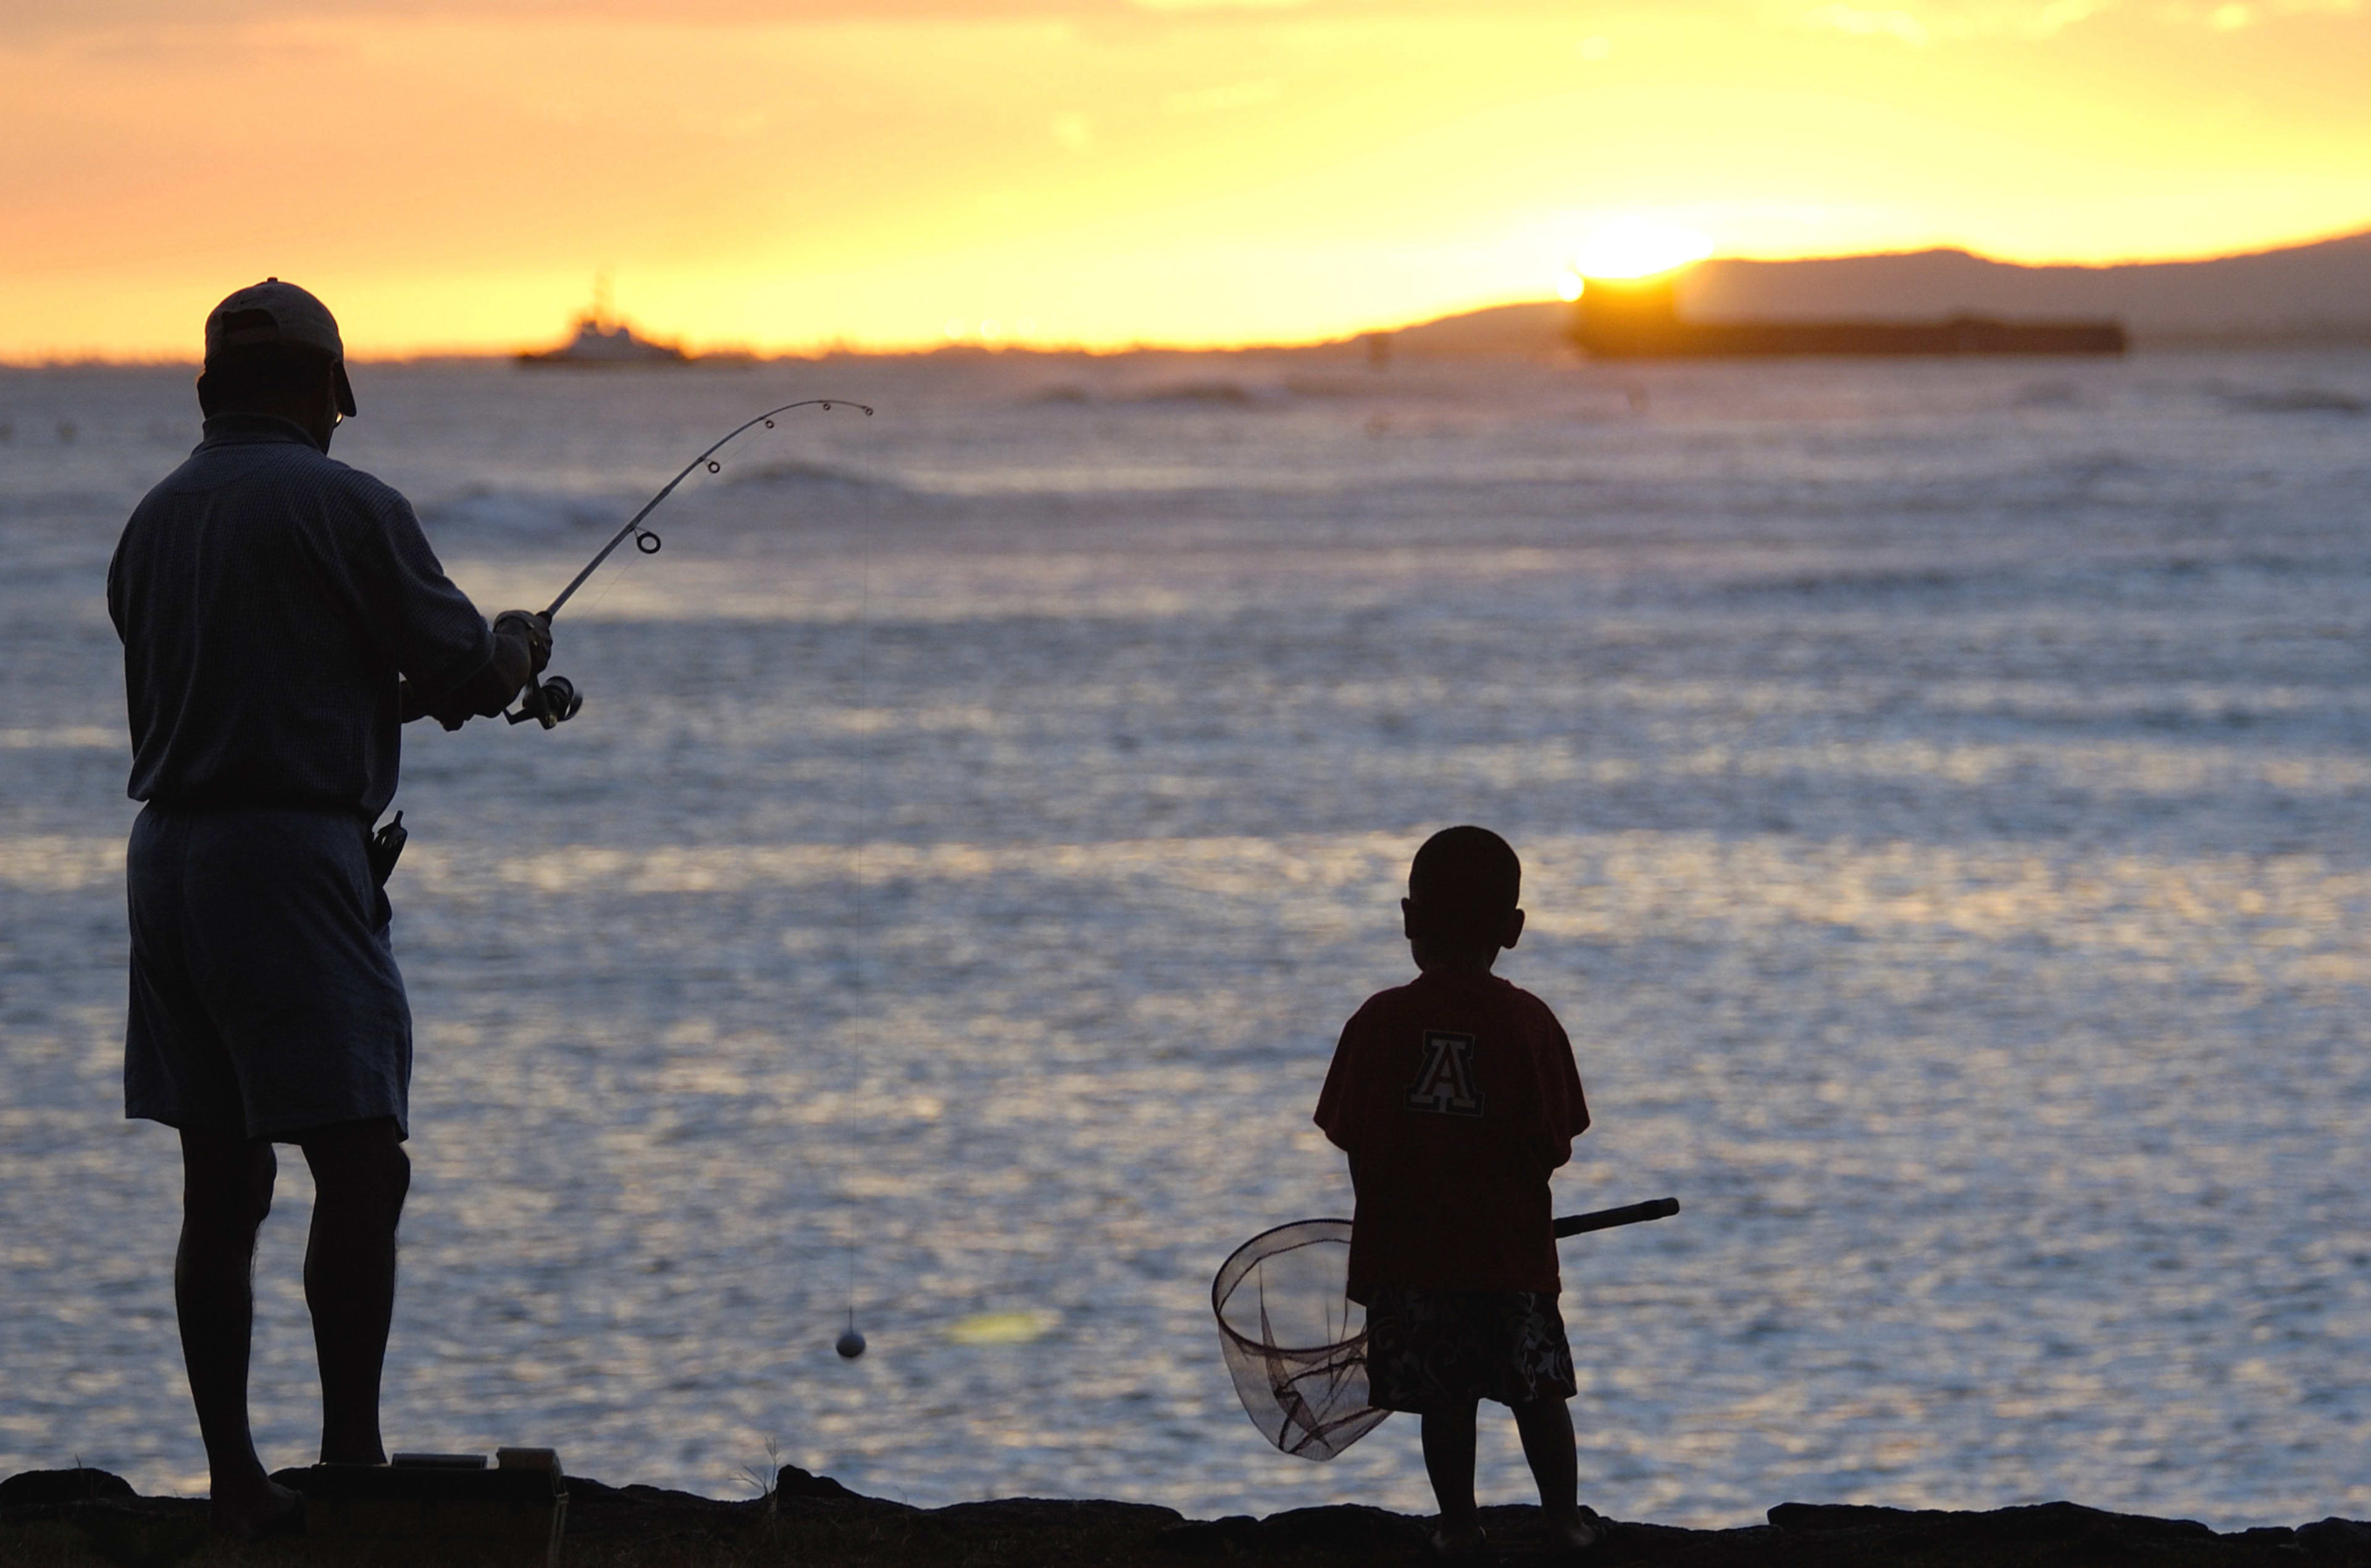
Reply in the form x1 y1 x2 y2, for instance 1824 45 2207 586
296 1117 409 1464
176 1128 299 1536
1512 1395 1597 1551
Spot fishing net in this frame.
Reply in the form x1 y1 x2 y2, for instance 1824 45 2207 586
1211 1219 1390 1461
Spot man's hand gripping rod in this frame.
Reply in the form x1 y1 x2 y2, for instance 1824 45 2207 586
506 398 876 728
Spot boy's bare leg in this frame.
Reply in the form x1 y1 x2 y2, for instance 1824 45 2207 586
296 1117 410 1464
176 1128 299 1536
1512 1396 1597 1549
1420 1401 1483 1551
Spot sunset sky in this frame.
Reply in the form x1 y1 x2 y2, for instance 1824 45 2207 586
4 0 2367 359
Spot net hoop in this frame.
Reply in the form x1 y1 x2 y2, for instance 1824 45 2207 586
1211 1217 1390 1461
1213 1217 1354 1353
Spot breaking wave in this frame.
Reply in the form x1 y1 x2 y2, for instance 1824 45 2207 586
721 459 901 496
2217 386 2365 415
419 487 627 540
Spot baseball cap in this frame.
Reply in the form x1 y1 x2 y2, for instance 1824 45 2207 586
203 278 358 417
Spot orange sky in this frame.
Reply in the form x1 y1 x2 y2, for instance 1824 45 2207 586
4 0 2367 359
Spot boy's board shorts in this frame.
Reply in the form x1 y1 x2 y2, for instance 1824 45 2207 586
125 803 412 1143
1364 1287 1577 1412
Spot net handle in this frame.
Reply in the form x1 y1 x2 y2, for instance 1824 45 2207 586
1215 1200 1679 1332
1553 1196 1680 1237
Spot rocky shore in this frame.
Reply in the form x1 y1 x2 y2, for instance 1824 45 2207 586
7 1464 2371 1566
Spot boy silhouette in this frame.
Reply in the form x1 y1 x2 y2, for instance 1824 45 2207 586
1315 827 1598 1559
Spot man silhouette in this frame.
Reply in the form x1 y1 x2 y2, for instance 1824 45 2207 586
108 280 551 1537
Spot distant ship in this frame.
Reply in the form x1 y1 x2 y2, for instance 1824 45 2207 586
1573 271 2125 357
518 280 690 367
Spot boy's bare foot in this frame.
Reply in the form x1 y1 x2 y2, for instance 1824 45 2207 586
209 1477 303 1542
1544 1506 1606 1557
1426 1520 1489 1562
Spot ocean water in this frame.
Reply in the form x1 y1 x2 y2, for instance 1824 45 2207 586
2 345 2367 1528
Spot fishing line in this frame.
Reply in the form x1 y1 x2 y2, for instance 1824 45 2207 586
507 398 875 729
541 401 873 622
835 491 876 1362
511 394 886 1359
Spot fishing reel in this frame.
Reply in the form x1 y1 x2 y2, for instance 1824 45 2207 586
505 675 584 729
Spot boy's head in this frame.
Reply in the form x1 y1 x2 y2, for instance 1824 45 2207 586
1402 825 1524 969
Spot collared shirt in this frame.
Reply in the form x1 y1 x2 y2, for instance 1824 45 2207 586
109 414 496 816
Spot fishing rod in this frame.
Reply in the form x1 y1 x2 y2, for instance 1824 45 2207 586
507 398 876 728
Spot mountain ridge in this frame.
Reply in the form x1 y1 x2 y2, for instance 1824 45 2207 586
1386 227 2371 352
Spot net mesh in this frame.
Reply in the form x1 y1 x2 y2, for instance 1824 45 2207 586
1211 1218 1390 1461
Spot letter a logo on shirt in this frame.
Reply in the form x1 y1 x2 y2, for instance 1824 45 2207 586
1406 1030 1485 1117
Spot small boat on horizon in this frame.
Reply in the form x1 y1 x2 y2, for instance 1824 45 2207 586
517 280 691 367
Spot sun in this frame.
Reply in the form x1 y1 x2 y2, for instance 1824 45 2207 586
1568 217 1717 282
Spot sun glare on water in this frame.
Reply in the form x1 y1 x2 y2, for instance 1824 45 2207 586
1563 217 1717 293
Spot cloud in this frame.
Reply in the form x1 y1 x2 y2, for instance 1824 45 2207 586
2144 0 2362 23
1162 77 1282 112
2022 0 2106 35
0 0 1525 27
1791 0 2130 41
1802 4 1933 43
2 0 1713 38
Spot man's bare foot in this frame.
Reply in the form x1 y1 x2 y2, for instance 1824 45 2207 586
209 1477 303 1541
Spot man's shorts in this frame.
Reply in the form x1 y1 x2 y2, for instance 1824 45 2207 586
125 803 412 1142
1363 1287 1577 1412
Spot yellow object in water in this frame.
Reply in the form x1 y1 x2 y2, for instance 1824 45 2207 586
945 1311 1056 1345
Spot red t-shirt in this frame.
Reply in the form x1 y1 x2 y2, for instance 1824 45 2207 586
1314 969 1589 1299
